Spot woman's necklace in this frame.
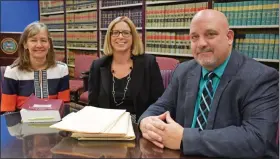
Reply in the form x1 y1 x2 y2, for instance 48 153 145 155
111 66 132 106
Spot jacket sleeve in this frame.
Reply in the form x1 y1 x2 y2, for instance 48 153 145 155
149 56 164 105
182 69 279 158
88 60 99 106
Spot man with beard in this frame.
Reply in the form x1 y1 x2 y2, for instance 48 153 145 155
138 9 279 158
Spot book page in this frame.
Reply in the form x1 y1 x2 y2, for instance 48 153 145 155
33 104 52 108
71 112 130 138
50 106 126 133
74 115 136 141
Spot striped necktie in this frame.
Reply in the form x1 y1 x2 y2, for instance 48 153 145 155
196 71 215 130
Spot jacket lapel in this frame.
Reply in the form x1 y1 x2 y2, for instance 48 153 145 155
100 56 112 97
130 55 145 98
206 51 241 129
184 64 201 127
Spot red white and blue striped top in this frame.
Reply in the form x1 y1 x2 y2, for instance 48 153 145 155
1 61 70 112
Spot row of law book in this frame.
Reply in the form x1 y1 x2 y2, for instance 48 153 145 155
146 31 191 55
40 15 64 29
67 41 97 49
146 2 208 28
54 49 65 57
53 41 64 47
66 0 97 11
101 8 142 28
40 0 64 13
50 32 64 41
69 67 75 77
234 34 279 60
67 32 97 48
66 12 97 29
54 49 65 62
50 106 136 141
67 32 97 42
101 0 141 7
214 0 279 26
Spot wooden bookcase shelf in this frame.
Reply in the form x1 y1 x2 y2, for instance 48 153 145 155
39 0 279 73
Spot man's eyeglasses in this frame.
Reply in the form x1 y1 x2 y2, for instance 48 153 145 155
110 30 131 38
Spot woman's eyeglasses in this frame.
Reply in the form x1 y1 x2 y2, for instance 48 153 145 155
110 30 131 38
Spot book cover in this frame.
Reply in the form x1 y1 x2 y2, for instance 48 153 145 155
273 35 279 59
20 95 64 123
268 34 275 59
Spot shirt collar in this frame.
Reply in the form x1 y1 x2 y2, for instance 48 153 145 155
202 53 231 79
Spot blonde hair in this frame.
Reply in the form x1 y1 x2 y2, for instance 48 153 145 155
103 16 144 56
13 21 56 71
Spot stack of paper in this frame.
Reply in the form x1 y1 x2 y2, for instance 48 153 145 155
50 106 135 141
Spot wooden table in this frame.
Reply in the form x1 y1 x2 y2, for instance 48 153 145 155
0 112 257 158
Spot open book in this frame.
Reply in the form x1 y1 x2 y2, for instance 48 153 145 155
50 106 135 141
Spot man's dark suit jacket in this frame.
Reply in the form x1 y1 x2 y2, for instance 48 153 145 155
88 54 164 120
139 50 279 158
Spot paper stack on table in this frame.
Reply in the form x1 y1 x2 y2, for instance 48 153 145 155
50 106 135 141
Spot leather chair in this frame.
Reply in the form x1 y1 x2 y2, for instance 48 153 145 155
156 57 179 89
155 56 179 70
78 56 180 106
69 54 98 103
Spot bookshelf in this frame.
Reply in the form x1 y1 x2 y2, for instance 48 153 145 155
66 7 97 13
146 52 193 57
145 0 209 58
100 3 142 9
146 0 198 5
145 0 279 67
99 0 144 54
230 25 279 29
67 47 98 51
39 0 99 78
53 46 65 49
212 0 279 64
146 27 190 30
39 0 279 72
40 11 64 16
39 0 66 64
65 0 98 77
254 58 279 63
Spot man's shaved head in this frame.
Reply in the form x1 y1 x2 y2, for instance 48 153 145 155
191 9 229 34
189 9 234 71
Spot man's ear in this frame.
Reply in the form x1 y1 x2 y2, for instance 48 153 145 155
227 30 234 45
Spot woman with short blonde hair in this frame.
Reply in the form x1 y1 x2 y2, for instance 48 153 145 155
88 16 164 122
103 16 144 56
